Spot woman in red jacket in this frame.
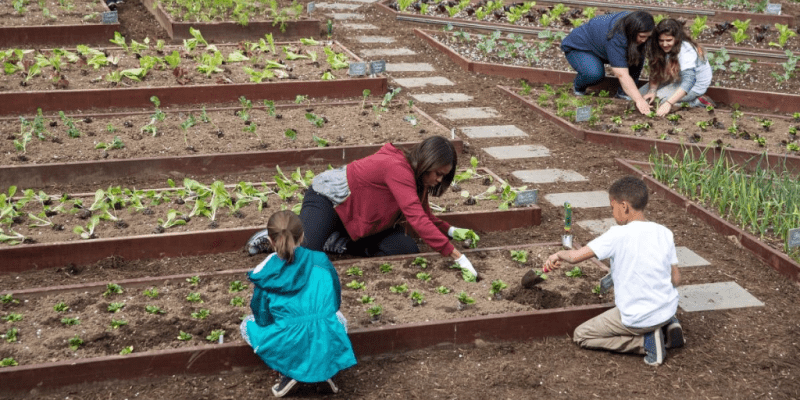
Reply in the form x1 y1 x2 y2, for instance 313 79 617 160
247 135 478 277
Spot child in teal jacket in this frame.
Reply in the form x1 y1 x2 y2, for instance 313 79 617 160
240 210 356 397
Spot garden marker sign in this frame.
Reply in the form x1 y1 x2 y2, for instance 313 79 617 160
370 60 386 74
576 106 591 122
102 11 118 24
349 62 368 76
766 3 782 14
514 190 538 207
307 2 315 13
789 228 800 248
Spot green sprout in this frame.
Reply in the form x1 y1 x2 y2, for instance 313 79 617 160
565 266 583 278
412 257 428 269
206 329 225 342
107 302 125 313
229 280 246 293
53 302 69 312
456 291 475 305
346 280 366 290
145 305 165 314
191 309 211 319
416 272 432 282
489 280 508 296
360 295 375 304
410 291 425 305
142 287 159 298
436 286 451 294
68 335 83 350
379 263 393 273
346 266 364 276
230 297 246 307
177 331 193 341
61 317 80 326
390 283 408 294
103 283 123 297
510 250 528 263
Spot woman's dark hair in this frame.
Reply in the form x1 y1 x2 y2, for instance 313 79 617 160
648 18 705 84
607 11 655 66
266 210 304 264
609 176 649 211
404 135 457 199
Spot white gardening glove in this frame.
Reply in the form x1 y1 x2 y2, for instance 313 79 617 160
447 226 458 238
455 254 478 278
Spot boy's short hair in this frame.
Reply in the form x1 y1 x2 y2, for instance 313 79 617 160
609 176 648 210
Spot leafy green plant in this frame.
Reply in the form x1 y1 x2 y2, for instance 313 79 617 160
367 305 383 318
412 257 428 269
410 291 425 305
3 313 22 323
456 291 475 305
346 280 366 290
565 266 583 277
142 287 159 298
230 296 245 307
145 305 165 314
770 23 797 48
103 283 123 297
1 357 18 367
95 136 125 151
416 272 432 282
379 263 393 273
186 292 203 303
177 331 193 341
731 29 748 44
68 335 83 350
510 250 528 263
108 302 125 313
360 295 374 304
489 279 508 296
192 309 211 319
120 346 134 355
461 269 477 283
110 319 128 329
186 276 200 286
451 228 480 248
690 16 709 39
1 294 19 305
61 317 80 326
390 283 408 294
206 329 225 342
708 49 730 72
3 327 19 343
346 266 363 276
53 302 69 312
436 286 451 294
229 280 246 293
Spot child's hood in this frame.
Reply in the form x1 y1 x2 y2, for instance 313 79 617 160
248 247 316 294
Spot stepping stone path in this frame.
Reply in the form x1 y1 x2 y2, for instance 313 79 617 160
678 282 764 312
676 247 711 268
576 218 617 235
340 23 378 30
356 36 396 43
394 77 453 88
439 107 499 120
483 145 549 159
315 2 361 9
387 63 436 72
361 48 416 57
460 125 528 138
411 93 472 102
512 169 587 184
544 191 610 208
329 12 365 20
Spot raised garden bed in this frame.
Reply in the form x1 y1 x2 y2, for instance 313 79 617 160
0 37 386 115
415 28 800 110
0 0 119 48
615 158 800 283
497 84 800 173
377 0 796 36
0 244 612 393
141 0 323 41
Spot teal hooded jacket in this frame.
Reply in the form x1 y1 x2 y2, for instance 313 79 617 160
245 247 356 382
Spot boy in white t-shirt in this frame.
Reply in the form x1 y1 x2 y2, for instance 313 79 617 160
543 176 684 366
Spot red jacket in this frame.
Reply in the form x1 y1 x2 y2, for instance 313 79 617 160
335 143 454 256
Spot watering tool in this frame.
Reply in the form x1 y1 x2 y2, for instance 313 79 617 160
521 268 546 288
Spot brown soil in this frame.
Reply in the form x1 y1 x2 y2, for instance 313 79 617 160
1 102 440 165
2 1 800 399
0 247 607 366
521 85 800 154
0 0 109 27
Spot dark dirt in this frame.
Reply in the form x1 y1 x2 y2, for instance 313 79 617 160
1 1 800 399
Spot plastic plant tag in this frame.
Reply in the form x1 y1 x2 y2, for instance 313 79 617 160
307 2 315 13
789 227 800 248
218 334 224 344
348 62 368 76
575 106 591 122
370 60 386 74
404 115 418 126
562 234 573 249
766 3 781 14
514 190 538 206
102 11 118 24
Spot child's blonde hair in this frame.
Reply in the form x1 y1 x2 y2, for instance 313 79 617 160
267 210 304 263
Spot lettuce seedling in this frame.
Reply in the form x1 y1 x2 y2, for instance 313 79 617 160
416 272 432 282
229 280 246 293
390 283 408 294
53 302 69 312
284 128 297 140
145 305 165 314
95 136 125 150
412 257 428 269
68 335 83 350
177 331 192 341
158 209 188 230
346 267 363 276
313 135 329 147
142 287 159 299
300 37 319 46
360 295 374 304
565 266 583 278
489 280 508 296
323 46 348 70
192 309 211 319
346 280 366 290
206 329 225 342
108 302 125 313
186 275 200 286
410 291 425 305
3 327 19 343
436 286 451 294
110 319 128 329
120 346 133 355
461 269 477 283
103 283 123 297
0 228 24 245
367 305 383 318
230 297 245 307
452 228 480 248
186 292 203 303
3 313 22 323
456 291 475 305
0 294 19 304
61 317 80 326
109 31 129 52
379 263 393 273
321 71 334 80
510 250 528 263
305 112 325 128
1 357 18 367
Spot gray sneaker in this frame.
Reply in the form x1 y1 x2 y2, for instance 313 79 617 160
272 375 297 397
643 328 665 366
246 229 271 256
663 316 685 349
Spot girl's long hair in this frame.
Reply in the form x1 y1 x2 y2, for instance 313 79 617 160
404 135 457 201
607 11 655 66
649 18 706 84
266 210 304 264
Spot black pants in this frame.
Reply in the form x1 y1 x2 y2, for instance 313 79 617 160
299 187 419 257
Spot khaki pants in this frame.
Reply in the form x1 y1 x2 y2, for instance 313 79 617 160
573 307 670 354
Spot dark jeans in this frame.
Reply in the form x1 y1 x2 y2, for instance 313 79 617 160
564 50 643 92
299 187 419 257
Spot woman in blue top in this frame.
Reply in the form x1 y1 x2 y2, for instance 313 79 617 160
240 210 356 398
561 11 655 115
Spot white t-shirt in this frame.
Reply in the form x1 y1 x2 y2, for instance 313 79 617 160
677 42 712 94
587 220 679 328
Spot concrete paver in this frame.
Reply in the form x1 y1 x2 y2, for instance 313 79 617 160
393 77 454 88
512 169 587 184
459 125 528 138
544 191 610 208
677 247 711 268
356 36 396 43
679 282 764 312
483 145 550 159
410 93 472 102
439 107 499 120
361 48 416 57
